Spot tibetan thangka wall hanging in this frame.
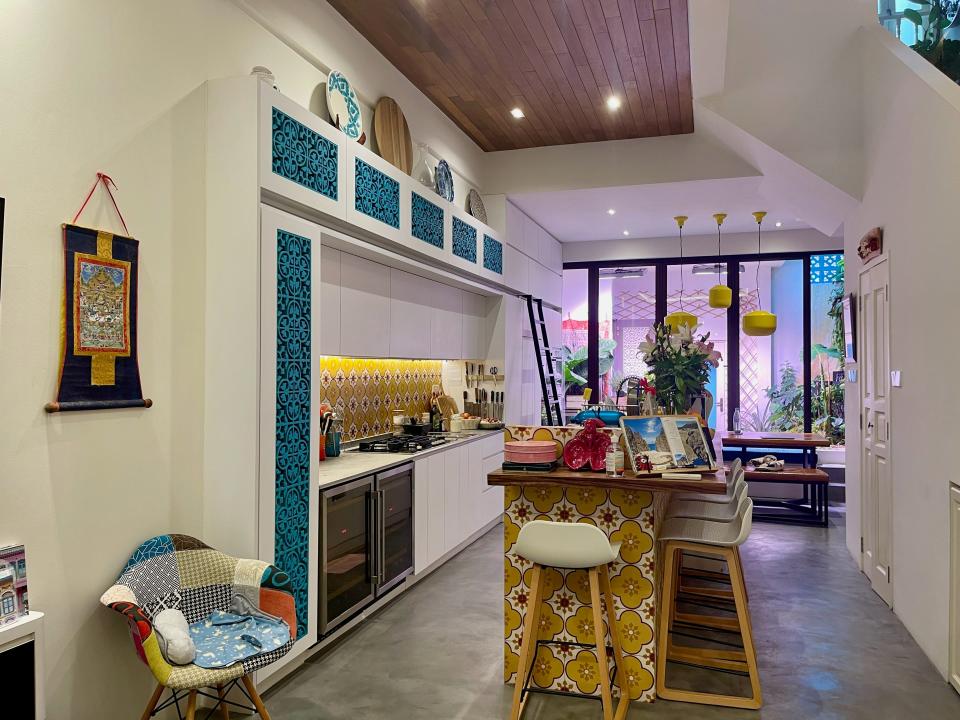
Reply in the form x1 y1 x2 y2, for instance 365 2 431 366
46 174 150 412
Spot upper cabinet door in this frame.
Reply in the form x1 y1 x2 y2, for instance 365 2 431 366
320 246 341 356
504 245 529 295
429 281 462 360
346 142 410 245
522 216 539 259
461 291 487 360
390 269 433 358
260 87 346 221
339 252 391 358
505 202 524 253
539 228 563 274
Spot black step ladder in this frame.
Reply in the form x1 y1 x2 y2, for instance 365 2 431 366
523 295 564 426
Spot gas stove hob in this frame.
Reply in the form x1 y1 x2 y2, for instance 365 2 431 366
357 434 449 454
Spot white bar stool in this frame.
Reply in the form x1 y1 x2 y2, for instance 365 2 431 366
656 498 762 710
511 520 631 720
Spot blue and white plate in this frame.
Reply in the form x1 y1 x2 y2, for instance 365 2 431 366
326 70 363 142
435 159 454 202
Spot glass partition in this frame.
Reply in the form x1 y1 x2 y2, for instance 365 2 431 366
561 269 588 416
810 254 845 444
599 266 656 408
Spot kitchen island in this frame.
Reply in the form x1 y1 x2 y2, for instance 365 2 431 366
487 465 726 703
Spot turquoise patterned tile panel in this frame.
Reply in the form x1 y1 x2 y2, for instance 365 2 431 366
411 192 444 249
354 158 400 229
271 107 338 200
483 235 503 274
274 228 311 640
452 217 477 263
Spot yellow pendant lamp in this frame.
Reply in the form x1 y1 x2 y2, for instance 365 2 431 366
708 213 732 308
742 211 777 336
665 215 698 333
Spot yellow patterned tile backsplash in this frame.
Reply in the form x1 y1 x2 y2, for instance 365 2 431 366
318 357 444 441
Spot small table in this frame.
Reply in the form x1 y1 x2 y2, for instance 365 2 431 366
720 432 831 527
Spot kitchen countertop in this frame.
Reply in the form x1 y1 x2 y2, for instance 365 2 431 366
317 429 503 490
487 465 728 493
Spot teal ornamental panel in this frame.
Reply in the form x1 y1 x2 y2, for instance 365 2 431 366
411 192 444 248
452 217 477 263
483 234 503 274
354 158 400 228
274 228 312 639
271 107 338 201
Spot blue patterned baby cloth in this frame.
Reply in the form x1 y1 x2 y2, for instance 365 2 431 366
190 609 289 669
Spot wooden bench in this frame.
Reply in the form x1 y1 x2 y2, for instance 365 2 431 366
729 464 830 528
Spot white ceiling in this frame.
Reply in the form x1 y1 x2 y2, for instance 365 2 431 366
508 176 812 242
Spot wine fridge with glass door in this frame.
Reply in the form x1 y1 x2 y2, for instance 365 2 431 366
319 463 414 636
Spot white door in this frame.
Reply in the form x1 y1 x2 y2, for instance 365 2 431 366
950 485 960 693
860 259 893 606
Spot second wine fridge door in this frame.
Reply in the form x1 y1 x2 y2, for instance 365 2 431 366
377 464 414 595
320 476 375 635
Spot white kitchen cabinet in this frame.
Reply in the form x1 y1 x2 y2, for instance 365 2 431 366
340 252 391 357
504 244 529 295
461 291 487 360
529 261 562 309
414 453 446 574
429 281 463 359
506 202 524 253
390 269 432 358
950 485 960 693
443 447 465 552
320 246 341 355
522 215 539 259
538 227 563 274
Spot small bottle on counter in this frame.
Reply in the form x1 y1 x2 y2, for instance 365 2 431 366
605 444 624 477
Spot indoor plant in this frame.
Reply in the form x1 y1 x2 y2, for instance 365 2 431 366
638 323 721 415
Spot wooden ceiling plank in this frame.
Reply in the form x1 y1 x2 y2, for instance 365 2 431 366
653 0 672 9
581 0 631 136
544 0 590 66
636 0 655 21
654 7 681 133
630 55 662 135
638 17 672 134
670 0 695 133
617 0 646 57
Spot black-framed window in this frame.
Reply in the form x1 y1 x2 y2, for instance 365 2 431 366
562 250 845 438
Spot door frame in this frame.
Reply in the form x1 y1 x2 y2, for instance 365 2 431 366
858 256 893 606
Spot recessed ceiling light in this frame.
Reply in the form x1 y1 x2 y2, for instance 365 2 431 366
622 230 630 236
607 208 616 215
606 95 622 111
510 107 524 119
775 221 783 228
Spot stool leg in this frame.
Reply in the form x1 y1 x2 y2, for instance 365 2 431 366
217 684 231 719
727 547 762 708
140 683 164 720
241 675 273 719
588 567 614 720
510 563 544 720
185 690 198 720
598 565 631 720
655 541 679 701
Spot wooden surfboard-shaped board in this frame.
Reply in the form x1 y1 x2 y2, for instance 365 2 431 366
374 97 413 175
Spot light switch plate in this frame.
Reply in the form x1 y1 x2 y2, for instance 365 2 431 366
890 370 902 387
847 368 858 383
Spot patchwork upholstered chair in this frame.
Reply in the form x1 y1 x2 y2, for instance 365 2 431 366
101 534 297 719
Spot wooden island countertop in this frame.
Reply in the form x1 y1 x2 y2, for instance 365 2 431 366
487 465 728 494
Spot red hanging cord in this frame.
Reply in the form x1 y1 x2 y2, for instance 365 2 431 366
72 172 130 236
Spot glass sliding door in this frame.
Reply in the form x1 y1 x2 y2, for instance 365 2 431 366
666 262 730 429
561 269 589 416
598 266 656 408
738 259 804 433
810 254 845 444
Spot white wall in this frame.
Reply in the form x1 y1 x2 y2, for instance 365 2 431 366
844 23 960 678
562 228 841 264
0 1 484 718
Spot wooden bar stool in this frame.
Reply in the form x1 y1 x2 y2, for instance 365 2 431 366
656 498 762 710
673 459 744 504
510 520 631 720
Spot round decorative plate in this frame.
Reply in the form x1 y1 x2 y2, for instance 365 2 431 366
326 70 363 142
467 189 487 224
373 97 413 174
435 159 454 202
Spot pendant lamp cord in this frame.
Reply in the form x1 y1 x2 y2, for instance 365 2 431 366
756 217 763 312
678 224 685 312
717 223 722 285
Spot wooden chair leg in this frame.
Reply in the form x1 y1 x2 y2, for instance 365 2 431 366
598 565 631 720
140 683 165 720
241 675 273 720
733 546 749 604
510 563 544 720
588 568 614 720
655 541 678 702
218 684 231 719
727 548 762 708
185 690 198 720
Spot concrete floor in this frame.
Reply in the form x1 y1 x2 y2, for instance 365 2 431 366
267 511 960 719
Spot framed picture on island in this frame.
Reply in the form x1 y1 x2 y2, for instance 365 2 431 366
0 544 28 625
618 415 717 475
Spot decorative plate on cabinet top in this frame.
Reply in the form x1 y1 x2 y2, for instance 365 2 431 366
373 97 413 175
435 159 454 202
467 189 487 224
326 70 364 143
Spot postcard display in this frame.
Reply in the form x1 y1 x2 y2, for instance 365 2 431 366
618 415 716 474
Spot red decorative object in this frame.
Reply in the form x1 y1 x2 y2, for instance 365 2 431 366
857 227 882 263
563 419 612 471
